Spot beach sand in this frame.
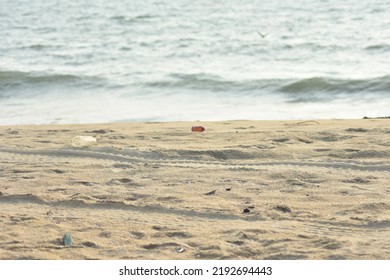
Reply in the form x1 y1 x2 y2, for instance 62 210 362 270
0 119 389 260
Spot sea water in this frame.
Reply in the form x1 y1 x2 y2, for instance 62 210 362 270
1 0 389 124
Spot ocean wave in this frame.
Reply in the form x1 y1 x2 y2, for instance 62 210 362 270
279 76 390 94
3 70 389 102
145 73 248 92
17 43 61 51
110 14 157 25
365 44 390 52
0 70 104 93
145 73 390 96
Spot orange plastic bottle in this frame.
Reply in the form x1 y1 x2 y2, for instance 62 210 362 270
191 126 206 132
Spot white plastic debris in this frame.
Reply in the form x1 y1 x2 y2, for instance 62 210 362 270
71 136 97 147
175 246 185 253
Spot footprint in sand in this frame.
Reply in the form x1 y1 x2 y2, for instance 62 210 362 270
151 225 192 239
342 177 371 184
76 181 95 186
313 237 344 250
194 252 227 259
99 231 112 238
82 241 98 248
129 231 145 239
7 130 19 135
12 170 33 174
142 242 181 250
265 253 308 260
51 169 66 174
165 231 192 238
345 128 369 132
272 138 290 143
314 148 331 152
275 205 292 213
85 129 114 134
315 131 353 142
107 178 139 186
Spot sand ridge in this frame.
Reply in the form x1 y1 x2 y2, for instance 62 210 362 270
0 120 389 259
1 146 390 172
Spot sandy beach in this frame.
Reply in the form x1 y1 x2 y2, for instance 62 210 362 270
0 119 389 260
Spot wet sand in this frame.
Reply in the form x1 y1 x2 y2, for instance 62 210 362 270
0 119 389 259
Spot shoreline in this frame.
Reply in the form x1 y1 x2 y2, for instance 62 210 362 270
0 119 389 259
1 116 388 127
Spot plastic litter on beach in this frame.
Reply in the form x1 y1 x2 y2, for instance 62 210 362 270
63 233 73 247
71 136 97 147
191 126 206 132
175 246 185 253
